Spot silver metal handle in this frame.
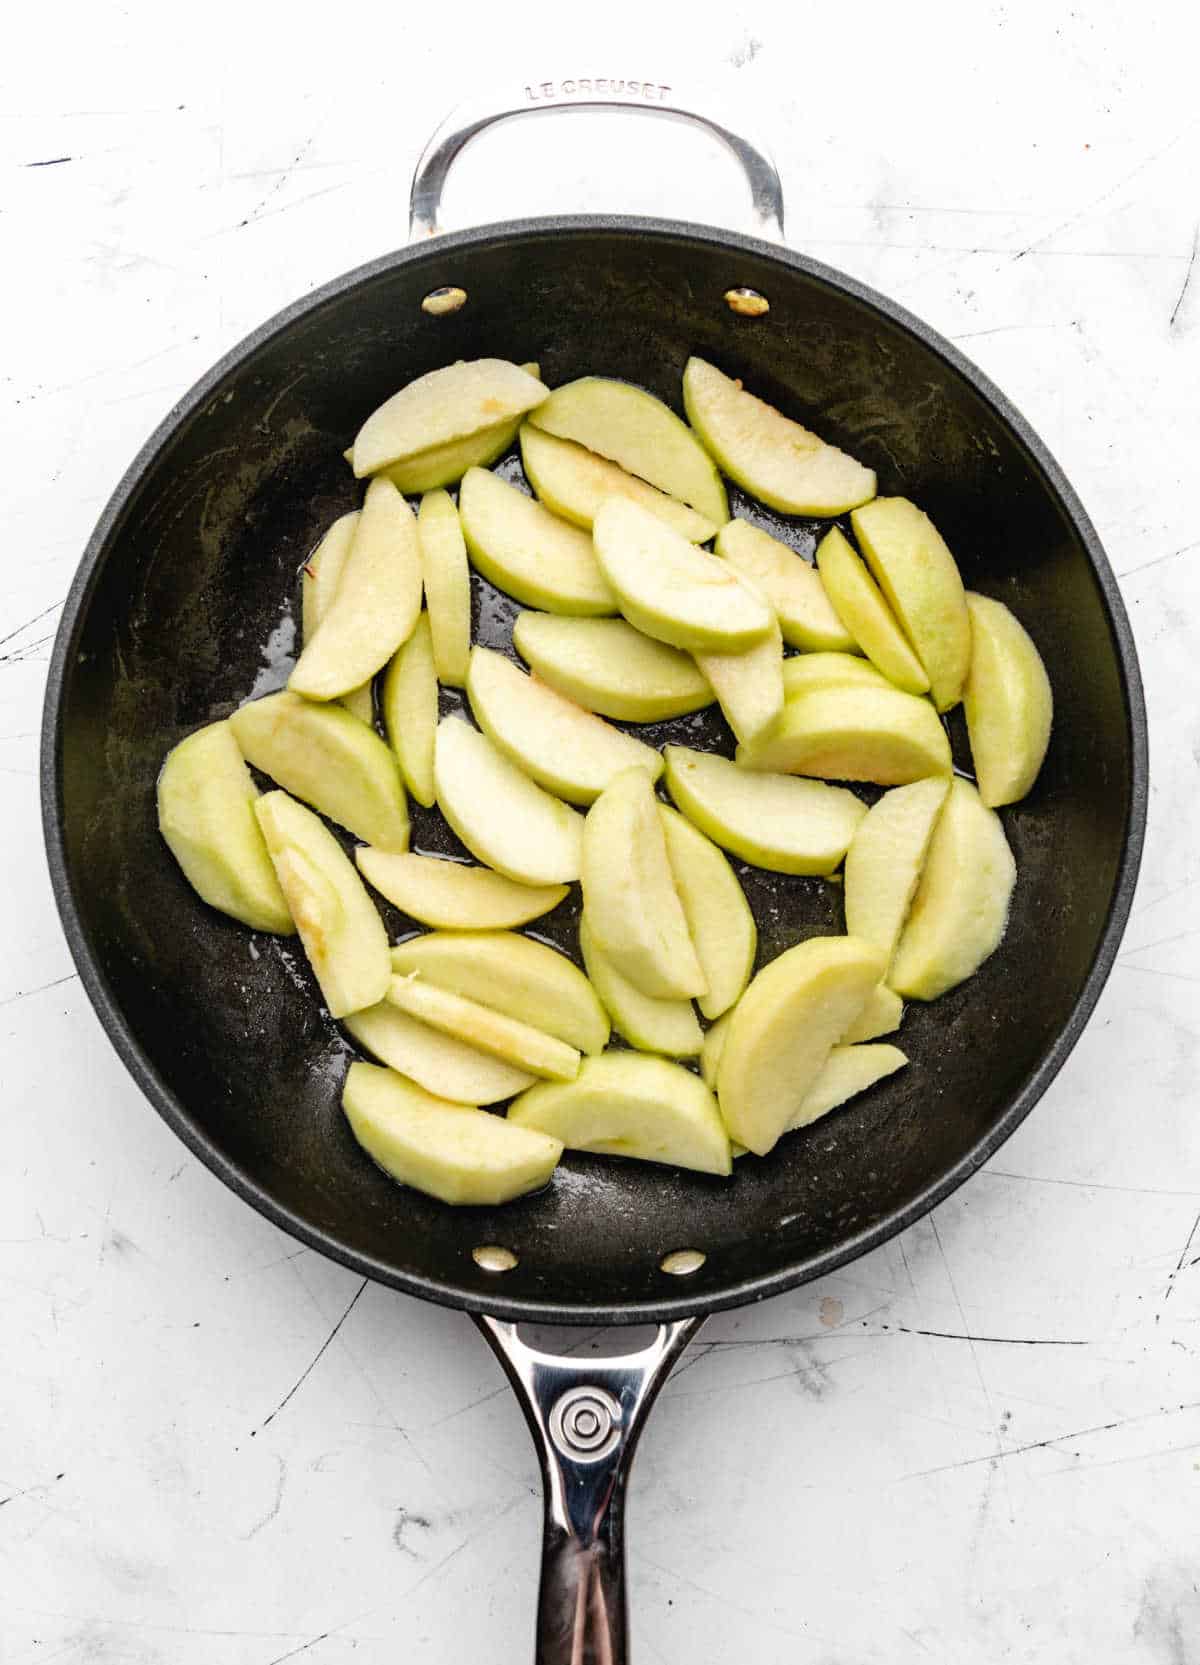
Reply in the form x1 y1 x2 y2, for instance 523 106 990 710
409 79 785 242
476 1313 704 1665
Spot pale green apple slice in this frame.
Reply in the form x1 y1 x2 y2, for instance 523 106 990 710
527 376 728 525
815 526 930 695
290 477 423 700
508 1053 732 1176
592 498 773 653
387 975 580 1082
581 767 707 1001
382 612 437 808
352 359 549 477
737 684 952 784
343 1002 535 1103
157 721 294 933
850 497 971 712
356 850 567 930
694 617 784 748
300 513 374 722
782 653 888 699
512 613 712 722
390 931 609 1054
890 778 1016 1000
840 984 904 1045
255 791 390 1017
519 423 718 542
466 645 662 805
578 914 703 1058
716 935 886 1154
230 690 409 851
663 745 866 875
682 357 876 515
377 362 540 493
459 467 616 615
658 805 756 1019
699 1012 730 1090
963 592 1053 807
785 1043 908 1133
844 778 951 967
417 490 471 687
343 1062 561 1206
715 520 855 652
435 717 583 885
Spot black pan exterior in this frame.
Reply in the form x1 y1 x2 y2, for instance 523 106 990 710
41 218 1147 1323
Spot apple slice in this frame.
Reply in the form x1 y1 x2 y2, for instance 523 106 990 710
387 974 580 1082
715 935 885 1154
300 512 374 722
382 612 437 808
512 613 712 723
782 653 889 699
737 684 952 784
815 526 930 695
785 1043 908 1133
682 357 875 515
519 423 719 542
377 361 541 493
699 1012 730 1090
658 805 756 1019
158 721 294 933
459 467 615 615
356 850 567 930
342 1062 561 1206
592 498 773 653
417 491 471 687
850 498 971 712
663 745 866 875
255 791 390 1017
695 617 785 748
963 592 1053 807
840 984 904 1044
581 767 707 1001
390 931 609 1054
527 376 728 525
343 1002 535 1103
230 690 409 851
434 717 583 885
890 778 1016 1000
715 520 855 652
508 1053 732 1176
844 778 950 966
579 914 703 1058
466 646 662 805
351 359 549 477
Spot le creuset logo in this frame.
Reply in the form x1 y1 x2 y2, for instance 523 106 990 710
523 78 673 103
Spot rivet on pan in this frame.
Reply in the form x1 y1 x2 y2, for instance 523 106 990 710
422 285 468 316
660 1248 706 1276
724 286 770 318
473 1244 518 1273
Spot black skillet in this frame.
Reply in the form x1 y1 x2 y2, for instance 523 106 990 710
40 81 1147 1663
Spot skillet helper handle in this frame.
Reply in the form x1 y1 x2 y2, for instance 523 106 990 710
409 79 785 242
476 1314 703 1665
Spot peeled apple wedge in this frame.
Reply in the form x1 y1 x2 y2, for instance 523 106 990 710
157 721 294 934
782 653 889 699
342 1002 535 1104
527 376 729 526
592 498 773 653
658 805 756 1020
715 935 886 1155
784 1043 908 1133
466 645 662 805
512 613 712 723
890 778 1016 1000
382 612 437 808
702 981 901 1066
508 1053 732 1177
699 1012 730 1090
843 778 951 967
352 359 549 477
416 491 471 687
579 914 703 1058
963 592 1053 807
387 974 580 1082
230 691 409 851
255 791 390 1018
519 423 718 542
850 498 971 712
434 717 583 886
390 931 609 1055
840 984 904 1045
682 357 876 516
581 767 707 1001
300 513 374 723
815 526 930 695
342 1062 561 1206
715 520 855 653
663 745 866 875
376 362 541 494
459 467 616 615
695 616 785 748
356 850 567 930
738 683 952 784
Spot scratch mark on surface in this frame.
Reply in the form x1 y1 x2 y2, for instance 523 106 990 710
1013 123 1197 260
25 156 73 167
986 1168 1200 1199
0 973 78 1009
904 1399 1200 1480
1169 223 1198 328
265 1628 334 1665
426 1382 510 1429
1116 538 1200 580
243 1455 287 1539
252 1278 366 1435
0 633 55 664
878 1324 1090 1346
239 135 315 227
392 1507 433 1557
1158 1211 1200 1318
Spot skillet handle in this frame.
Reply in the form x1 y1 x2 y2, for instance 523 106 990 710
476 1313 704 1665
409 80 785 242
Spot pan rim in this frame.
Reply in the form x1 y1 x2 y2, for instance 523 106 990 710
40 214 1149 1325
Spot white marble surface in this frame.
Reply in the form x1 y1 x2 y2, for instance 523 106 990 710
4 3 1199 1659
